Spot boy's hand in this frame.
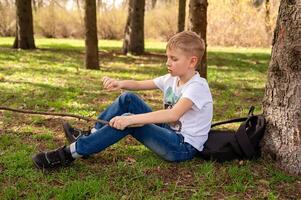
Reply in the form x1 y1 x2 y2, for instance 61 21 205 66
109 115 144 130
109 115 133 130
102 76 122 91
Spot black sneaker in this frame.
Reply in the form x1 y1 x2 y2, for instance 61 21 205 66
63 122 91 144
32 146 75 170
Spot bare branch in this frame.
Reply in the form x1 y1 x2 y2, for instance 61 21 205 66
0 106 109 125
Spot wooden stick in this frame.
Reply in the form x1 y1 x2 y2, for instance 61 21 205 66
0 106 109 125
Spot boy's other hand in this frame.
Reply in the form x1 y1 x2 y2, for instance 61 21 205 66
102 76 122 91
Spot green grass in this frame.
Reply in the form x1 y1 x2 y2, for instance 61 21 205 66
0 37 300 199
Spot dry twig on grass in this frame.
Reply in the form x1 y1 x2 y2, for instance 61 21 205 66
0 106 109 125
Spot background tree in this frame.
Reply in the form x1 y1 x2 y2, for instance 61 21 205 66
97 0 103 12
122 0 145 55
253 0 272 43
84 0 99 70
151 0 157 9
262 0 301 175
188 0 208 78
76 0 84 25
264 0 272 39
13 0 36 49
177 0 186 33
32 0 48 11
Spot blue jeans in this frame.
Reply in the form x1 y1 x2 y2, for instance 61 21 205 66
75 92 198 162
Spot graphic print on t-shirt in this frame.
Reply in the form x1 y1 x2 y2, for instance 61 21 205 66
164 87 182 132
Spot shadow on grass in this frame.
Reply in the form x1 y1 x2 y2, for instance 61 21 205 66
1 44 270 73
208 51 270 73
0 45 269 115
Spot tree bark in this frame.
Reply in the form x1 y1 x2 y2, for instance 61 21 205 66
122 0 145 55
188 0 207 79
13 0 36 49
177 0 186 33
84 0 99 70
262 0 301 175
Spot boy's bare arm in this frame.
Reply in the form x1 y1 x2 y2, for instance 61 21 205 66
102 76 158 91
109 98 194 130
120 80 157 90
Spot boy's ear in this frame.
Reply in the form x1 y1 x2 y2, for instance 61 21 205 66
189 56 198 68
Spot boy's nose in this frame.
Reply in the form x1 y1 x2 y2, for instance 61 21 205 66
166 59 171 67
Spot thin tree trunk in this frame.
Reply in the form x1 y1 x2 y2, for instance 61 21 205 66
177 0 186 33
122 0 132 54
32 0 37 12
262 0 301 176
84 0 99 70
49 0 56 38
264 0 272 36
188 0 207 79
37 0 43 8
97 0 102 12
76 0 84 25
151 0 157 9
13 0 36 49
122 0 145 55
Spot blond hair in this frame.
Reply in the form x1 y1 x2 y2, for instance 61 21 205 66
166 31 205 63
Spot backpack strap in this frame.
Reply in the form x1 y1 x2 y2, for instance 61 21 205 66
235 118 256 158
211 117 247 128
211 106 255 128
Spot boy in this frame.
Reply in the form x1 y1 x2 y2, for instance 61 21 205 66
32 31 213 170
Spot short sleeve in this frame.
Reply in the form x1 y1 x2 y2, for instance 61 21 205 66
153 74 169 91
181 82 212 110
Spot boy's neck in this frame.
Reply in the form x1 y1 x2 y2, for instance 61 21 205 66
178 71 197 86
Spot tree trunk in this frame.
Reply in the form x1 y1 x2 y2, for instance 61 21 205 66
262 0 301 176
77 0 84 25
32 0 37 12
84 0 99 70
177 0 186 33
13 0 36 49
122 0 145 55
151 0 157 9
188 0 207 79
37 0 44 8
265 0 272 43
97 0 102 12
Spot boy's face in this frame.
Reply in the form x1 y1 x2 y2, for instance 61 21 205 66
166 48 197 77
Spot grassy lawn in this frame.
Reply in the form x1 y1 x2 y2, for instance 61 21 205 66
0 37 300 199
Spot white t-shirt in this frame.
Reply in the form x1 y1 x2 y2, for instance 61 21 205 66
153 72 213 151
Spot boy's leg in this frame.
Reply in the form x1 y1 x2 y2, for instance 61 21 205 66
32 125 131 169
130 125 198 162
72 124 197 162
72 125 131 156
63 92 153 143
94 92 152 130
32 124 197 169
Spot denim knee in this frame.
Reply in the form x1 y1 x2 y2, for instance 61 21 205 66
118 92 139 104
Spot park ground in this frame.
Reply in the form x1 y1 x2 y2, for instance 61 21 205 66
0 38 300 199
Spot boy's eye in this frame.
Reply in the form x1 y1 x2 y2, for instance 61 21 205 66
171 57 178 61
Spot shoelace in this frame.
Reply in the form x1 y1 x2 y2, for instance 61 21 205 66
45 147 66 166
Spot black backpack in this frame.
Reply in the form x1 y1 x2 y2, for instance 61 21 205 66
200 106 266 162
